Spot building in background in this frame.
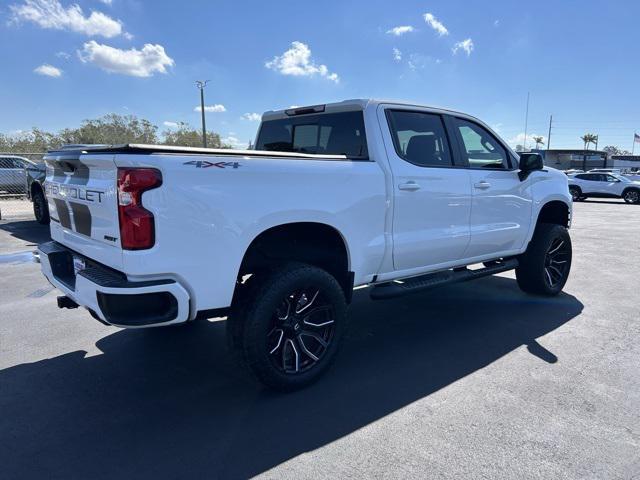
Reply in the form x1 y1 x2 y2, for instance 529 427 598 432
610 155 640 171
527 149 607 170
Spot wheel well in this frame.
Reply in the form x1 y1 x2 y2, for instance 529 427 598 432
622 186 640 195
238 222 353 300
568 185 581 192
537 201 570 227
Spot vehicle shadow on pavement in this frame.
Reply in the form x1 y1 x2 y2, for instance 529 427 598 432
0 220 50 247
0 276 583 479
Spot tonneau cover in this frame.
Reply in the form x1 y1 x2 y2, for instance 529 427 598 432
47 143 347 160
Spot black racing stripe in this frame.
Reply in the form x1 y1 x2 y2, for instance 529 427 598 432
69 201 92 236
53 199 71 229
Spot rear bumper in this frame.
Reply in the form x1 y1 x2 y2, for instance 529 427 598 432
38 241 190 328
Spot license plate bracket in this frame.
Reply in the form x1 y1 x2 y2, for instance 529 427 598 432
73 256 86 275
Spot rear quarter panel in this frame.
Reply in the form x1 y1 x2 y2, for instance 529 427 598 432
114 154 387 313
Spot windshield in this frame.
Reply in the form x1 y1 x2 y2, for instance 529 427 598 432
256 111 368 158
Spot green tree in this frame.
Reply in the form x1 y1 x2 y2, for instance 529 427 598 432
1 115 229 153
0 128 64 153
581 133 597 150
162 122 226 148
580 133 598 170
602 145 632 156
59 114 159 145
532 136 544 150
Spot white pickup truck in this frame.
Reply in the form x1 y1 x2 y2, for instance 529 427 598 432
39 99 573 390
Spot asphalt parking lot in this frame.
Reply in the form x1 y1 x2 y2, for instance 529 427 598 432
0 200 638 480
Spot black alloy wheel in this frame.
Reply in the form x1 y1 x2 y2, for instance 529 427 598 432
268 288 335 374
543 237 571 289
237 262 347 391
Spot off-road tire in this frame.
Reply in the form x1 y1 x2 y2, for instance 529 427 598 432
33 188 50 225
237 262 347 391
516 223 572 296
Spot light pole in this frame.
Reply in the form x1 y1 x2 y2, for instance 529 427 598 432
523 92 530 151
195 80 209 148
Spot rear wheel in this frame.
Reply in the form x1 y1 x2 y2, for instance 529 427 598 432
623 189 640 204
516 223 572 296
32 188 50 225
236 263 347 391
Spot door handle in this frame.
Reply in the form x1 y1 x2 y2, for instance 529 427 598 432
474 181 491 189
398 181 421 191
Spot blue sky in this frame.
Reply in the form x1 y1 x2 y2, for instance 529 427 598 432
1 0 639 150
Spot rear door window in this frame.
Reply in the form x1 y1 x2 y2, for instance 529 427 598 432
386 110 453 167
256 111 368 158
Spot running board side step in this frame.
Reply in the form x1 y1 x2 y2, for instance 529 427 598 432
370 258 519 300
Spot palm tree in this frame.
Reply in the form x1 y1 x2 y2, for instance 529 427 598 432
581 133 597 150
532 136 544 150
581 133 597 170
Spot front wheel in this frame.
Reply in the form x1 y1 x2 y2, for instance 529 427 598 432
516 224 572 296
569 186 583 202
623 189 640 204
237 263 347 391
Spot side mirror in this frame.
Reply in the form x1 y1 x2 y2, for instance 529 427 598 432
518 153 544 181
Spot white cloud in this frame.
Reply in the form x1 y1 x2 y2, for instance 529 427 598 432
242 113 261 121
55 51 70 59
163 121 179 128
194 104 226 113
507 132 546 148
222 135 248 149
494 19 500 27
99 0 113 5
10 0 123 38
78 41 174 77
423 13 448 36
452 38 474 56
34 63 62 77
393 48 402 62
406 53 440 70
266 41 339 83
386 25 414 36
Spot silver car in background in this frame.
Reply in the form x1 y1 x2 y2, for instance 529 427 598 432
0 155 33 194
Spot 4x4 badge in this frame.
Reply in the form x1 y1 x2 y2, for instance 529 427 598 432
183 160 241 169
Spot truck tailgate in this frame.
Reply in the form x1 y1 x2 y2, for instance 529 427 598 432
44 152 123 270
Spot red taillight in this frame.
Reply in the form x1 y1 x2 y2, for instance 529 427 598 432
117 168 162 250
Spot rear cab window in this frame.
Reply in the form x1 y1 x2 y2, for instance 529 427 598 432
256 111 368 159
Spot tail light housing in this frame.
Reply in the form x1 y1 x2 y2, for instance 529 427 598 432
117 168 162 250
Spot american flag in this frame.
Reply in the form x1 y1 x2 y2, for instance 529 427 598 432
635 133 640 143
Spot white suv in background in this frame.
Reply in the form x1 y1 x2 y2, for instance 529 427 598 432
568 172 640 204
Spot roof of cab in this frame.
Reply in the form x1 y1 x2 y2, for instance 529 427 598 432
261 98 471 121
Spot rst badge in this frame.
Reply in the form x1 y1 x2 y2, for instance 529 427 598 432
183 160 242 169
